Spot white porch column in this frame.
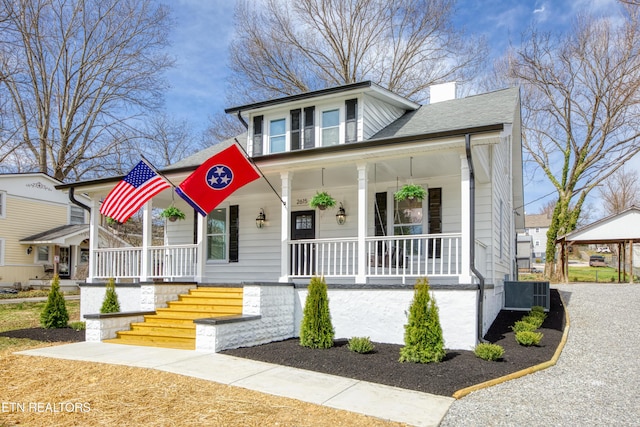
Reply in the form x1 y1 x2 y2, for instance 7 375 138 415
279 171 292 282
140 200 153 282
356 163 368 284
87 198 100 283
460 154 472 283
195 213 206 283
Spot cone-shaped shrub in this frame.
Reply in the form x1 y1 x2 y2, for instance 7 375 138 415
100 278 121 313
40 275 69 329
399 277 446 363
300 276 334 349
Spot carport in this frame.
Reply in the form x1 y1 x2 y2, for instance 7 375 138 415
556 206 640 284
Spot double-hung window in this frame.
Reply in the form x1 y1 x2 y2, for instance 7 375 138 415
207 208 227 261
37 246 50 262
269 118 286 153
70 205 85 224
321 109 340 146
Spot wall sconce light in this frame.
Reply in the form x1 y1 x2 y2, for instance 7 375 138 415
26 246 33 255
336 203 346 225
256 209 266 228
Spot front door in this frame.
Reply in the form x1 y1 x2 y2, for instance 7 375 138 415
290 210 316 275
58 246 71 279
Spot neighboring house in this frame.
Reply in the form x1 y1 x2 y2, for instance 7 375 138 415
58 81 524 350
523 213 552 261
0 173 123 288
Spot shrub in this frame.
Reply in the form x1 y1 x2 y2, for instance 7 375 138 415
474 343 505 361
515 331 543 346
399 277 446 363
521 314 544 329
300 277 334 349
530 305 545 315
511 320 539 333
100 278 121 313
40 275 69 329
69 321 86 331
348 336 375 354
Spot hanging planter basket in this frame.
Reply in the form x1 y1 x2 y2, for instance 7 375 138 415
394 184 427 202
160 205 186 222
309 191 337 210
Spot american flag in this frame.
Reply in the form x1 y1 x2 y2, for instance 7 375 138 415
100 160 171 223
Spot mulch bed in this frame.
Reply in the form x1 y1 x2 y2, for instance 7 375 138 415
0 327 85 342
223 289 565 396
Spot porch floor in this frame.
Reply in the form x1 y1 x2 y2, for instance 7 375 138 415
104 287 243 350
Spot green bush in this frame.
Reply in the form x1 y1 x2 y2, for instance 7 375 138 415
300 277 334 349
529 306 547 321
69 321 86 331
100 278 121 313
474 343 505 361
348 336 375 354
40 275 69 329
399 277 446 363
511 319 539 333
521 314 544 329
515 331 543 346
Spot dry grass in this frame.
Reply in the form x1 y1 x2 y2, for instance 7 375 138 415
0 343 403 426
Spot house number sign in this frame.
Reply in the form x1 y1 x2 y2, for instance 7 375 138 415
296 198 308 206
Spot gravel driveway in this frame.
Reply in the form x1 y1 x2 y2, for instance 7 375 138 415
441 283 640 426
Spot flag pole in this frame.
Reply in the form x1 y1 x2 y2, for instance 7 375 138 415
140 155 177 189
234 138 286 207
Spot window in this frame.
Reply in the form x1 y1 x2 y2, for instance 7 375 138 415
535 227 540 233
252 115 264 156
206 208 227 261
321 109 340 146
269 118 286 153
37 246 50 262
0 239 4 266
394 199 423 236
345 99 357 143
535 240 540 247
0 191 5 218
70 205 85 224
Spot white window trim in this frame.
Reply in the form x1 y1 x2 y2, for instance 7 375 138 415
0 191 6 218
319 104 345 147
387 186 427 236
36 245 50 264
0 238 4 266
267 116 288 154
205 203 229 263
69 204 85 224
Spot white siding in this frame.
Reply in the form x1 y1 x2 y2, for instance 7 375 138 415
362 94 405 139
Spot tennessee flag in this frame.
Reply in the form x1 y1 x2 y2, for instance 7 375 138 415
176 144 260 216
100 160 171 223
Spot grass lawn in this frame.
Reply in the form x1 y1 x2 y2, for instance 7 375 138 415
519 266 628 283
0 300 80 352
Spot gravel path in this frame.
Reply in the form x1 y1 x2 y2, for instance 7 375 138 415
441 283 640 426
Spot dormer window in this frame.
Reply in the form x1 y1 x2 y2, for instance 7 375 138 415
321 109 340 146
269 118 286 153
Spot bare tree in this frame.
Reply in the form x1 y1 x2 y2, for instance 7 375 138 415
598 168 640 216
139 114 195 168
0 0 174 181
506 7 640 280
228 0 486 104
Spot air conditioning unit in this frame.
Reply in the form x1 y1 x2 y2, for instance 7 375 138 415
504 281 550 311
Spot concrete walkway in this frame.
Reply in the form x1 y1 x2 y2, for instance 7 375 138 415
18 342 454 427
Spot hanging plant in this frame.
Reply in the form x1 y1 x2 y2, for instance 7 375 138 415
309 191 337 210
160 205 186 222
394 184 427 202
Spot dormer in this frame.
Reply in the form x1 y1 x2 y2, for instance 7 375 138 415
225 81 420 157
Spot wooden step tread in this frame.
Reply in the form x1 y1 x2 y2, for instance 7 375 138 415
104 338 195 350
117 330 196 340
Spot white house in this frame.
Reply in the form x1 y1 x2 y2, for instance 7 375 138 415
59 82 524 351
523 213 552 261
0 173 123 289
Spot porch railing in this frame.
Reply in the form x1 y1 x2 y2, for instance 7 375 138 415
288 233 462 278
93 244 197 280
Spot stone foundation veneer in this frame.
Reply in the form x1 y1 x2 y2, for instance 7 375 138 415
195 284 295 352
84 312 154 342
140 283 197 311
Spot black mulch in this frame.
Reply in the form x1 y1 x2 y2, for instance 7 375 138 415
0 327 85 343
222 289 565 396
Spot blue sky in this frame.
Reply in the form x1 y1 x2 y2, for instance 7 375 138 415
162 0 625 215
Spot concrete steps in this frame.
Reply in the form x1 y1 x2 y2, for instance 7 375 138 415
105 286 243 350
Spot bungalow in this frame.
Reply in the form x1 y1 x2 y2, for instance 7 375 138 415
58 81 524 351
0 173 124 290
